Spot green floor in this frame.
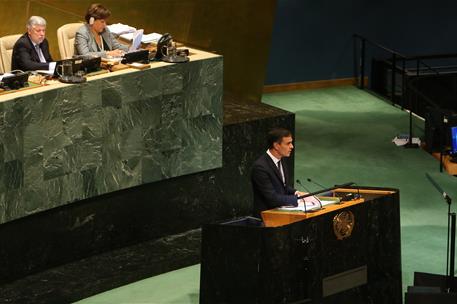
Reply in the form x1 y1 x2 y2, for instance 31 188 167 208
76 86 457 303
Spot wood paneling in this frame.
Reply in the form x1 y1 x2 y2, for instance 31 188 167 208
0 0 276 103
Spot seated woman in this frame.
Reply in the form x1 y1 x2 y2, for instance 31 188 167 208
74 3 128 58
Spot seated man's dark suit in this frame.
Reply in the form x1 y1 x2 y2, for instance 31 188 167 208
11 33 53 71
251 153 298 217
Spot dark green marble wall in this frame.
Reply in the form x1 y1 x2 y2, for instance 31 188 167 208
0 57 223 224
0 102 295 298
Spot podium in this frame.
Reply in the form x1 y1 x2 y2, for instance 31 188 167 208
200 187 402 304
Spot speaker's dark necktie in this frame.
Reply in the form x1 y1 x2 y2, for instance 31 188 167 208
277 160 285 185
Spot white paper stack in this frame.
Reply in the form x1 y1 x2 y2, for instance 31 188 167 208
142 33 162 44
277 196 338 211
120 32 162 45
107 23 136 35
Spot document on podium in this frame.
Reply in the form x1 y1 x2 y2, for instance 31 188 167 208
277 196 339 212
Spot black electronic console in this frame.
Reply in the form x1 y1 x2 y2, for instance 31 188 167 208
339 192 360 202
71 55 102 75
79 56 101 74
122 50 149 64
0 72 29 90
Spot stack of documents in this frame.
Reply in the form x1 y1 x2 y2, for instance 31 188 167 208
277 196 339 212
107 23 136 35
120 32 163 44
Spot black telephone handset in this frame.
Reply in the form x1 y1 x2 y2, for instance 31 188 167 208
155 33 172 59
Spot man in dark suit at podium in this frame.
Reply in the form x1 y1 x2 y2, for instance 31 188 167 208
251 128 305 217
12 16 54 71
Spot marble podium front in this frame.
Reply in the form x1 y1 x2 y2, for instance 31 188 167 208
0 50 223 224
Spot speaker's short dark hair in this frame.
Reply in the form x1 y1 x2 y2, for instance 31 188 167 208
267 128 292 149
85 3 111 23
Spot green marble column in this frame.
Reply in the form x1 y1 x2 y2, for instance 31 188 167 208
0 57 223 223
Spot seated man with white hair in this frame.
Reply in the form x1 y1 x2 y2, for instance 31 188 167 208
12 16 55 71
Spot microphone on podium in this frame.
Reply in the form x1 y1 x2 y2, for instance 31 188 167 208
335 182 356 188
296 179 312 193
295 179 309 213
307 178 326 189
307 177 333 197
307 178 361 202
296 179 323 210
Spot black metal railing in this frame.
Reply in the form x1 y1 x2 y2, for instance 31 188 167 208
354 34 457 170
353 34 457 111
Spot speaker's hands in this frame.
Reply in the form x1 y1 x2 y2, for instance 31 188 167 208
106 49 125 57
295 191 307 197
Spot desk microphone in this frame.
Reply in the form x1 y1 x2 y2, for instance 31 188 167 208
335 182 355 188
307 177 335 197
296 179 323 210
310 180 361 202
307 178 326 189
296 179 309 213
296 179 312 193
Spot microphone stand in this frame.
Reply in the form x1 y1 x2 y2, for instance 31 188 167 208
298 182 355 200
295 179 308 214
425 173 455 292
308 178 362 200
307 178 326 189
296 179 323 210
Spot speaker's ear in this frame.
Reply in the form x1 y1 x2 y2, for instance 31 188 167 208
89 17 95 25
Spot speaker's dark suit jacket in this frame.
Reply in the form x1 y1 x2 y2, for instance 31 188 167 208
12 33 53 71
251 153 298 217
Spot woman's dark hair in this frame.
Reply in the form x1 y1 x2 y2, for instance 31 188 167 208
267 128 292 148
85 3 111 23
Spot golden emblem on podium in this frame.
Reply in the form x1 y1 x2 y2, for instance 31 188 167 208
333 211 355 240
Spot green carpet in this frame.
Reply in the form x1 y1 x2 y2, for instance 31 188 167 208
74 264 200 304
76 86 457 303
263 86 457 292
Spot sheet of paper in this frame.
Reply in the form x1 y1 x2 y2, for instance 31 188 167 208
277 196 338 211
35 62 56 76
141 33 162 44
107 23 136 35
121 32 162 44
